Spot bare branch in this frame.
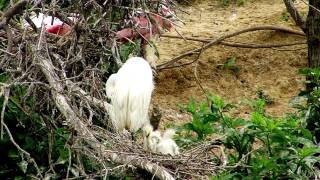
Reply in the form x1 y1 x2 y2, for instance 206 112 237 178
283 0 306 32
157 25 305 69
161 34 306 48
1 88 9 140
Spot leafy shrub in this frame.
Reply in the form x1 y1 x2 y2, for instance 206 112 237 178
180 93 320 178
299 68 320 143
0 73 100 178
179 95 234 141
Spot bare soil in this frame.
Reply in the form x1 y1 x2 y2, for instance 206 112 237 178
153 0 308 127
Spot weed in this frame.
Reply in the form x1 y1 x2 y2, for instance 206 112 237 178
281 12 289 22
219 57 240 73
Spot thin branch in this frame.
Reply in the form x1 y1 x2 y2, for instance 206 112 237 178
2 118 43 178
283 0 306 32
24 13 38 32
4 25 13 53
1 88 10 140
300 0 320 14
157 25 305 69
66 147 72 179
193 43 207 96
161 34 306 48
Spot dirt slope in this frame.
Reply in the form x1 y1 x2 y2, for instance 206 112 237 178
153 0 308 126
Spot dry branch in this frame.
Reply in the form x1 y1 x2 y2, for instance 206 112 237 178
283 0 306 32
161 34 306 48
0 88 9 140
0 1 222 178
35 47 175 180
157 25 305 69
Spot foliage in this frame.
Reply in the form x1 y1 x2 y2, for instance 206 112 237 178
299 68 320 143
0 77 59 178
119 39 142 62
281 12 290 22
222 57 240 73
0 74 104 178
180 93 320 178
0 0 9 10
179 95 234 141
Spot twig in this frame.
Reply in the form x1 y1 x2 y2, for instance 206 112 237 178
2 119 43 178
224 146 261 169
157 35 306 70
300 0 320 15
24 13 38 32
66 147 72 179
157 25 305 69
5 25 13 53
193 43 207 96
0 48 16 56
1 88 10 140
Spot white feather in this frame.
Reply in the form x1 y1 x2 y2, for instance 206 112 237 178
156 129 180 156
106 57 154 133
162 129 176 139
156 138 180 156
24 12 77 29
143 125 180 156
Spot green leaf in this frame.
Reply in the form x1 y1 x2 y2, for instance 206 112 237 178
8 149 19 160
24 136 36 150
223 57 236 68
14 176 24 180
17 160 28 174
55 149 69 165
0 0 9 11
208 94 225 109
299 147 320 159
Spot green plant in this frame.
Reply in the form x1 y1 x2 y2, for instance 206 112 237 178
299 68 320 143
181 93 320 178
179 98 217 141
0 0 9 10
119 39 142 62
179 95 234 141
281 12 289 22
222 57 240 73
0 74 74 178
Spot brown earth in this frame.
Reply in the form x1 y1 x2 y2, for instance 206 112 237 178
153 0 308 127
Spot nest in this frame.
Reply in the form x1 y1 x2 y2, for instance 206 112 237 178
0 0 224 179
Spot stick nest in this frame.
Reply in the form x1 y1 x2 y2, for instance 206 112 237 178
0 0 222 179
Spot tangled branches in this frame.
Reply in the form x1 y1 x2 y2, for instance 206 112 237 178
0 0 224 179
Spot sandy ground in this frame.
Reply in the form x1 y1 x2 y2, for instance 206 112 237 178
152 0 308 127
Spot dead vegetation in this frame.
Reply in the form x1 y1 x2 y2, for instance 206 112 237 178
0 0 314 179
0 0 224 179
